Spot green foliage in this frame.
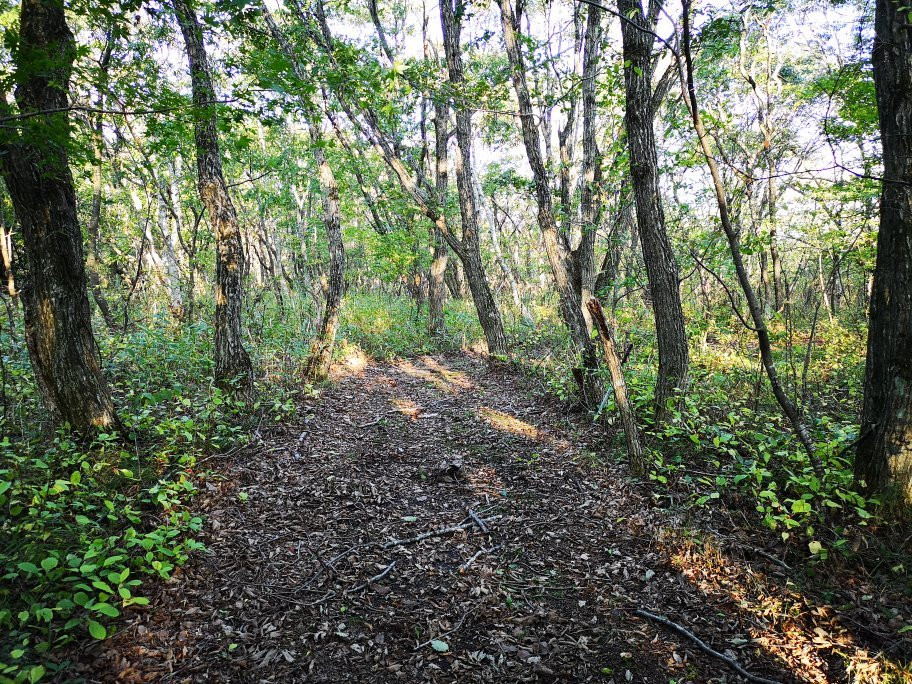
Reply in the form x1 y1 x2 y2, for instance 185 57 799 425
339 292 485 358
0 431 203 681
0 316 300 682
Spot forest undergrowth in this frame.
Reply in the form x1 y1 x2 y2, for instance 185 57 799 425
1 294 909 683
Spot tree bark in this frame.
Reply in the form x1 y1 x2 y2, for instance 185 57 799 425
86 33 117 333
304 125 345 382
428 102 449 337
440 0 508 356
618 0 689 425
576 4 603 311
0 0 119 434
856 0 912 502
497 0 598 384
588 298 644 476
173 0 253 394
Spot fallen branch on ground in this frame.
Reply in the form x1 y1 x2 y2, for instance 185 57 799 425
345 561 397 594
468 508 488 534
634 609 782 684
459 545 500 573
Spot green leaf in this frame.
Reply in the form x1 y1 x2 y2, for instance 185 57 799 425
93 602 120 617
17 562 41 575
430 639 449 652
41 557 59 572
808 540 823 555
29 665 45 683
88 620 107 640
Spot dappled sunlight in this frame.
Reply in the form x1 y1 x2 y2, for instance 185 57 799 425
658 529 906 683
395 356 475 394
390 397 424 420
478 406 541 440
419 356 474 390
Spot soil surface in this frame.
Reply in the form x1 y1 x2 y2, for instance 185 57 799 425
65 353 909 683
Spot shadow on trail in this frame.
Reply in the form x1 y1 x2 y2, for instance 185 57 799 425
61 353 907 683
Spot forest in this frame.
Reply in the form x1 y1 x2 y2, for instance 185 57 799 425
0 0 910 680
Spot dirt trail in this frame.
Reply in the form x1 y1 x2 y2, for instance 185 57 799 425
66 354 890 683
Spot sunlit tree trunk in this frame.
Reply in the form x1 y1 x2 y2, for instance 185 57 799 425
856 0 912 502
86 33 117 333
0 206 17 302
173 0 253 394
619 0 690 424
0 0 119 433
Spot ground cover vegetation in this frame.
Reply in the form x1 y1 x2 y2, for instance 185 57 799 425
0 0 909 681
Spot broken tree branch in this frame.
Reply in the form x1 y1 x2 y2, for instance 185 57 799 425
634 609 782 684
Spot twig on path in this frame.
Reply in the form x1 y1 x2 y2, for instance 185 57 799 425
634 609 783 684
345 561 397 594
379 516 502 550
459 545 500 573
194 442 247 467
468 508 489 534
307 515 502 587
745 546 791 572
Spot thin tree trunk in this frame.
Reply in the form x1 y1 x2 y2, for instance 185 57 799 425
304 124 345 382
0 0 119 434
428 102 449 337
0 206 17 302
855 0 912 502
680 0 821 476
618 0 689 424
588 298 644 476
86 33 117 333
440 0 508 356
173 0 253 394
576 4 603 312
498 0 598 388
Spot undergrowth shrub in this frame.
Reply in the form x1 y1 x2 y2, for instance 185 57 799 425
0 312 301 682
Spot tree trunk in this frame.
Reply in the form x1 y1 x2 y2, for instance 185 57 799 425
0 206 17 302
619 0 689 424
173 0 253 394
440 0 508 356
428 102 449 337
575 4 603 314
304 125 345 382
498 0 598 384
0 0 119 434
588 298 644 476
86 34 117 333
679 0 822 476
856 0 912 502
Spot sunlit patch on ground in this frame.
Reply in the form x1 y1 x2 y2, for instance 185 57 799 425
391 397 424 419
396 356 475 393
658 528 909 683
478 407 541 440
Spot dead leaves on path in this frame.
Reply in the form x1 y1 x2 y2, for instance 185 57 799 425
65 354 907 683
